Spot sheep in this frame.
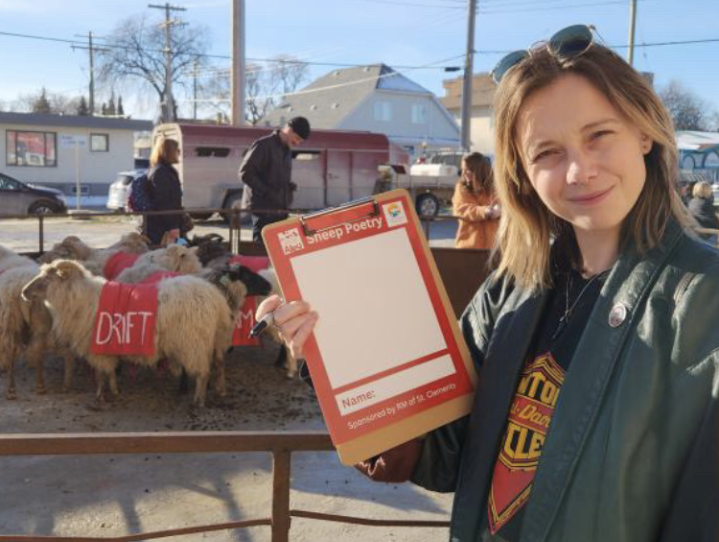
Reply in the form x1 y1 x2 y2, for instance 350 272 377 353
194 235 230 268
166 263 273 395
115 245 203 284
0 245 36 272
200 251 298 379
0 260 76 399
38 233 150 271
22 260 235 406
256 267 299 378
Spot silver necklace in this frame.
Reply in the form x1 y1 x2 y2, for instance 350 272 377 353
551 270 608 342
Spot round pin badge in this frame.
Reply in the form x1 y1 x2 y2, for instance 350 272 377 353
608 303 628 328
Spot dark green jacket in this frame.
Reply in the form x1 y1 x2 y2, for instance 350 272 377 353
412 220 719 542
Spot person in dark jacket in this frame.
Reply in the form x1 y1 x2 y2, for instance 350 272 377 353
688 181 719 243
239 116 311 243
145 138 183 246
256 25 719 542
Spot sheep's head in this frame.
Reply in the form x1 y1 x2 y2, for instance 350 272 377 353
58 236 93 260
204 263 272 313
156 245 202 274
196 238 229 266
228 264 272 297
116 232 150 254
38 237 87 263
21 260 88 301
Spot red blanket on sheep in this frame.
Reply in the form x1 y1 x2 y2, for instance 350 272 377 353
229 255 271 347
91 282 159 356
103 252 141 280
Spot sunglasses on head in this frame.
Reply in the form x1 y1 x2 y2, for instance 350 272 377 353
491 24 598 84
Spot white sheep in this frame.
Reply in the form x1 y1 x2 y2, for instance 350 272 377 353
38 233 149 273
0 256 75 399
115 245 202 284
0 245 36 272
22 260 235 406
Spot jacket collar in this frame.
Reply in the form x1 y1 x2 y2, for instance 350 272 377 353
521 219 686 542
451 286 551 539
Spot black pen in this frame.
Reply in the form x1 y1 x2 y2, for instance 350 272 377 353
249 312 274 338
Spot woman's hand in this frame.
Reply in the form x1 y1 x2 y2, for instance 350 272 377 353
256 295 319 359
166 229 181 243
485 204 501 220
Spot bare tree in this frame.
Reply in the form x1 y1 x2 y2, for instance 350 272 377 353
197 56 309 125
659 80 714 131
96 14 210 121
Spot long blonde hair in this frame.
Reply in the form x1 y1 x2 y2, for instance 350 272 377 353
492 44 690 291
150 138 179 168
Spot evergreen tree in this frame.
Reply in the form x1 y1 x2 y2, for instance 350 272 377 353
117 95 125 116
107 91 116 116
76 96 90 116
101 102 108 115
32 88 52 114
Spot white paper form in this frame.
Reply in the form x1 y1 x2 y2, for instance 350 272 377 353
290 227 451 394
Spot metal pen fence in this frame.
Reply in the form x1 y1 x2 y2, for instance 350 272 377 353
0 207 456 256
0 432 450 542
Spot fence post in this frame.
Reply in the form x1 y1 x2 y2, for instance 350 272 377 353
38 215 44 255
271 449 292 542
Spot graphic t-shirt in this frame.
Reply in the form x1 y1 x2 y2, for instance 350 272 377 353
485 268 607 542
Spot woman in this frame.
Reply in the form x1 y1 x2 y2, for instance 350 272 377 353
452 152 501 249
258 25 719 541
688 181 719 241
145 138 183 246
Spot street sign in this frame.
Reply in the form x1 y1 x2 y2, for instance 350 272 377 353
59 134 88 149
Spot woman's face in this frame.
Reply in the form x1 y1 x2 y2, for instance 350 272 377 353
462 161 473 182
515 74 652 237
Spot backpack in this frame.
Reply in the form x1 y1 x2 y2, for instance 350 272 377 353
127 171 152 212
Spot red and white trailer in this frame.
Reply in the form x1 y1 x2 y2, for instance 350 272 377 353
152 123 410 219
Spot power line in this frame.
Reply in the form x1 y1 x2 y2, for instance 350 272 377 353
0 29 465 70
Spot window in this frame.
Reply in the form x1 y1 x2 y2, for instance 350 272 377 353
90 133 109 152
0 174 21 191
374 101 392 122
195 147 231 158
6 130 57 167
411 104 428 124
292 150 322 161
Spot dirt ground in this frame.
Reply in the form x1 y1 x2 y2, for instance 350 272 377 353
0 314 453 542
0 212 458 541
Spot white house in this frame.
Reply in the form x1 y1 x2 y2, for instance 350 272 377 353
262 64 460 158
0 112 152 203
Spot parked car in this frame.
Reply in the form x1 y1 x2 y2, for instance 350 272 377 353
0 172 67 217
106 169 147 211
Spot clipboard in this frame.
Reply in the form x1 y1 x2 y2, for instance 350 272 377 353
262 189 477 465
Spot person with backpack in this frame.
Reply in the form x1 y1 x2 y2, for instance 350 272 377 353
143 138 183 246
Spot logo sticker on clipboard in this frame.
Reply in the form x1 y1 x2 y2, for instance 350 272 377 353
382 201 408 228
278 228 305 255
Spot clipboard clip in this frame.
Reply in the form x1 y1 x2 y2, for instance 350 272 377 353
300 196 380 236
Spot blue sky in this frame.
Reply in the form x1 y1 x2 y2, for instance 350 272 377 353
0 0 716 120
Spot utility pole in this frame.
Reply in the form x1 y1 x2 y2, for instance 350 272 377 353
149 2 187 122
193 58 198 120
72 31 109 116
460 0 477 152
231 0 246 126
627 0 638 66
